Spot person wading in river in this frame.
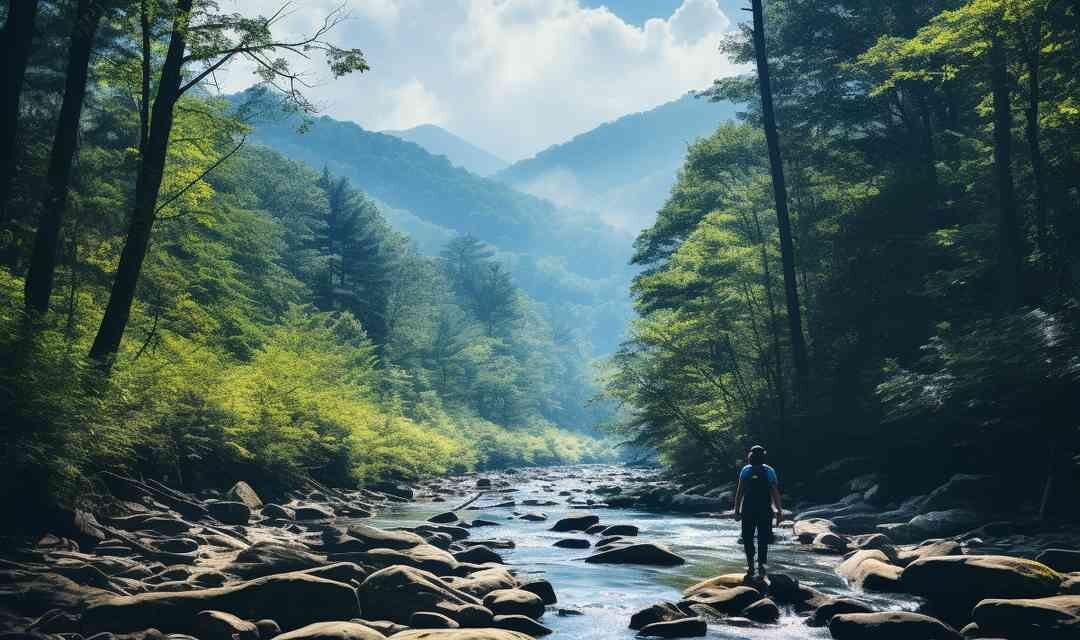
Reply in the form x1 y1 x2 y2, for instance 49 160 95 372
733 444 782 577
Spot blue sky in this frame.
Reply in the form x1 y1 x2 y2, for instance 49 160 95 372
221 1 746 161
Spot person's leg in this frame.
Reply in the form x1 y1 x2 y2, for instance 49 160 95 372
741 516 756 573
756 514 772 569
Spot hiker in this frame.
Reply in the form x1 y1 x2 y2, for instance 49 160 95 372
733 444 782 577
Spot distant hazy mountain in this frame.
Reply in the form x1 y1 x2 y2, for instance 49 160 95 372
383 124 508 177
497 93 739 232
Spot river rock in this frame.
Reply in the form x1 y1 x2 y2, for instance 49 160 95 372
207 501 251 525
883 509 982 543
256 619 282 638
336 544 458 576
806 597 875 627
519 580 557 605
553 538 589 549
225 481 264 510
294 505 335 521
549 514 599 532
442 603 495 627
388 631 534 640
347 524 425 551
741 598 779 622
226 542 327 578
895 540 963 566
629 602 684 630
682 574 746 596
829 612 960 640
683 586 761 615
600 524 638 537
261 504 295 520
793 519 836 544
273 621 384 640
453 546 503 564
359 565 480 623
837 550 903 591
972 594 1080 640
443 568 518 598
812 532 849 554
921 475 1000 513
429 512 460 525
899 555 1063 612
585 543 685 566
637 617 706 638
492 615 552 636
193 611 259 640
1036 548 1080 573
518 513 547 522
82 571 360 633
482 589 545 619
411 612 460 629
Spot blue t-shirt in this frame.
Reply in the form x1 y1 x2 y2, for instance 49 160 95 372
739 464 778 485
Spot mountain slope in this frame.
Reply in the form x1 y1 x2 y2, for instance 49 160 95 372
496 93 738 231
383 124 508 177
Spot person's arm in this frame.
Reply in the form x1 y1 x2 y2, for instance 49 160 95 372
733 474 745 520
771 483 783 526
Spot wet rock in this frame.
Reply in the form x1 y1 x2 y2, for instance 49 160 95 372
359 565 480 623
899 555 1063 612
793 519 836 544
368 482 413 501
452 546 503 565
519 580 557 605
429 513 460 525
339 544 458 576
584 524 607 535
837 550 904 591
206 501 251 525
492 615 551 636
1036 549 1080 573
883 510 982 543
764 573 800 603
828 611 961 640
895 540 962 566
549 514 599 533
682 574 746 596
585 543 685 566
482 589 545 619
273 621 384 640
226 481 264 510
922 474 1000 513
82 571 360 633
388 630 534 640
193 611 258 640
600 525 638 537
413 524 469 541
741 598 779 623
636 617 706 638
138 517 192 537
972 594 1080 640
443 568 518 598
518 513 546 522
411 612 460 629
476 478 492 489
682 586 761 615
552 538 589 549
441 603 494 627
806 597 875 627
811 531 850 554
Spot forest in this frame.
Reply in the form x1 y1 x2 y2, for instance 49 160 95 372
606 0 1080 510
0 0 612 516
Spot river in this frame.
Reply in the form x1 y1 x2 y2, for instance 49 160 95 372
368 465 921 639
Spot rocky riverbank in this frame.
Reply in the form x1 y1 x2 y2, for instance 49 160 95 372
1 464 1078 639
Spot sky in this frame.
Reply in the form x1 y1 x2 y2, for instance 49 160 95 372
218 1 748 162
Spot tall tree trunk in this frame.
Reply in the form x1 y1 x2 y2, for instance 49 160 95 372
24 0 106 314
1024 14 1047 257
89 0 193 366
750 0 809 381
0 0 41 223
989 33 1023 310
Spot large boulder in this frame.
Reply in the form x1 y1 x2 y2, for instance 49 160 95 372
741 598 779 623
226 542 327 578
682 574 747 596
895 540 963 566
972 594 1080 640
806 597 875 627
81 571 359 633
347 524 425 551
899 555 1063 612
519 580 556 606
274 621 385 640
492 614 551 636
388 631 533 640
682 586 761 616
549 514 599 532
334 544 458 576
481 589 545 619
585 543 685 566
637 617 706 638
226 481 264 511
837 550 903 592
629 603 683 630
193 611 259 640
829 612 960 639
442 568 518 598
883 510 982 543
359 565 480 623
207 501 251 525
793 519 836 544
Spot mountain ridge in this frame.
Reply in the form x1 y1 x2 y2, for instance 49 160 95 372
383 123 508 177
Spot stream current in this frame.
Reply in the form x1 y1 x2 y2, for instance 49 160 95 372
367 465 920 640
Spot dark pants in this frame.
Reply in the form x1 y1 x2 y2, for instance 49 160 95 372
741 511 772 566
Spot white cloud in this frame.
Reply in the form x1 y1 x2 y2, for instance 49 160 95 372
215 0 744 161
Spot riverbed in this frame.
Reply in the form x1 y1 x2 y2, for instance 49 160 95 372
368 465 921 639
